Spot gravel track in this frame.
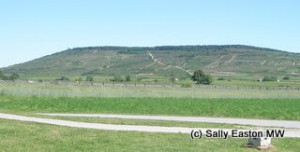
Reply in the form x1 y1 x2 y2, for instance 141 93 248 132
1 113 300 137
39 113 300 129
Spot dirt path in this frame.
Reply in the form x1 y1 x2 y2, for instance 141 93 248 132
147 51 164 65
205 55 225 69
1 113 300 137
224 54 237 64
146 51 192 75
39 113 300 129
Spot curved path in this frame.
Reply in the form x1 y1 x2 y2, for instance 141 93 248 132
1 113 300 137
39 113 300 129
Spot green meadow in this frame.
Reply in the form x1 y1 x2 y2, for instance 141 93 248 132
0 119 299 152
1 96 299 121
1 82 300 151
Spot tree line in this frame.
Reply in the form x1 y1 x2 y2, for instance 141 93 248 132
0 71 19 81
0 69 212 85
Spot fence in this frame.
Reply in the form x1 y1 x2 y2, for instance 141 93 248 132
1 80 299 91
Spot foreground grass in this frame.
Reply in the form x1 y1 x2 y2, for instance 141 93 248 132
0 119 299 152
0 96 299 120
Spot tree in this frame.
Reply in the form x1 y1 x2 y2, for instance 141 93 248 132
125 75 131 82
86 76 94 82
56 76 69 81
191 69 212 85
170 77 176 83
8 73 19 81
0 71 4 80
283 76 290 80
262 76 277 82
0 71 19 81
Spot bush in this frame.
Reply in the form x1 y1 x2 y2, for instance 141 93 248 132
56 76 69 81
217 77 225 80
0 71 3 80
110 75 124 82
283 76 290 80
170 77 176 83
262 76 277 82
125 75 131 82
181 82 192 88
86 76 94 82
75 77 83 82
0 72 19 81
136 77 142 82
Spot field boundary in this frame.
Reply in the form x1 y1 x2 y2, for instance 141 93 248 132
1 80 300 91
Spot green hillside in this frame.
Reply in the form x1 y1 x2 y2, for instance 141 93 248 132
2 45 300 82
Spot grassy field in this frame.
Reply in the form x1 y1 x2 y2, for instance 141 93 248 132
1 81 300 98
213 79 300 88
1 80 300 151
0 119 299 152
1 96 299 121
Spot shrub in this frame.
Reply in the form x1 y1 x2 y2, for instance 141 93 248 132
0 71 3 80
136 77 142 82
181 82 192 88
262 76 277 82
86 76 94 82
125 75 131 82
56 76 69 81
170 77 176 83
283 76 290 80
110 75 124 82
75 77 83 82
0 71 19 81
217 77 225 80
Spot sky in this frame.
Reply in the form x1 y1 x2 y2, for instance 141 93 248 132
0 0 300 67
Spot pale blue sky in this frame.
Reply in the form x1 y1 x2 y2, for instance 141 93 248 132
0 0 300 67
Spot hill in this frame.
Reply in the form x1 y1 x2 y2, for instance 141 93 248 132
2 45 300 82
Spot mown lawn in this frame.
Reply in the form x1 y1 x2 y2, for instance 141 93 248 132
0 96 299 120
0 119 299 152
